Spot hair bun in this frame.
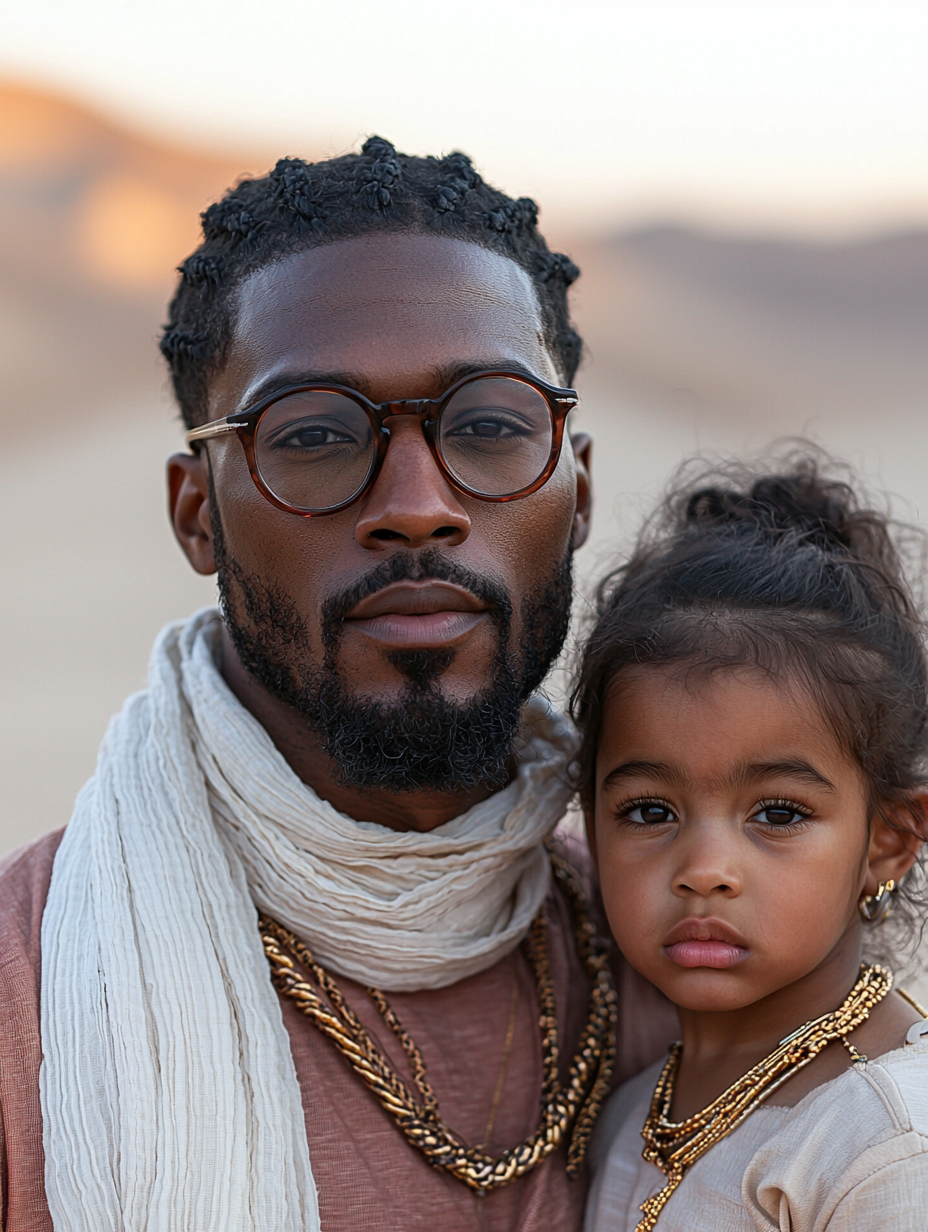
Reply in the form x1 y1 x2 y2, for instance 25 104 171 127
683 463 866 555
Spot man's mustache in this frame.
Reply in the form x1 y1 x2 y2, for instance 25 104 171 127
319 550 513 636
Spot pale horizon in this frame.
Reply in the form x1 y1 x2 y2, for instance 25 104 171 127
1 3 927 852
1 0 926 238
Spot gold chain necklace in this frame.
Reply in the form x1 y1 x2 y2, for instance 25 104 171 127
636 963 893 1231
259 848 618 1193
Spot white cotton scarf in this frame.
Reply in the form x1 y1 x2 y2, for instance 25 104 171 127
40 607 576 1231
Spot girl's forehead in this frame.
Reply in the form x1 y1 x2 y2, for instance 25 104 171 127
597 663 862 792
604 659 797 714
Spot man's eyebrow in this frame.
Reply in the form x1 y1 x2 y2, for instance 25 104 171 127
430 359 545 388
239 370 372 410
601 761 688 790
237 359 551 413
737 761 838 792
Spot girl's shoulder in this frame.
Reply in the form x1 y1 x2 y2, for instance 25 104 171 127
779 1036 928 1136
742 1040 928 1228
861 1036 928 1123
587 1042 928 1232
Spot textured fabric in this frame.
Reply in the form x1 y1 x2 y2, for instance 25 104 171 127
1 829 679 1232
0 831 63 1232
37 609 578 1231
586 1040 928 1231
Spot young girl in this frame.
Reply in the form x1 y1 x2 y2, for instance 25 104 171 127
575 458 928 1231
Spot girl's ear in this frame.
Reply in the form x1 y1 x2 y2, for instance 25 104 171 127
863 796 928 896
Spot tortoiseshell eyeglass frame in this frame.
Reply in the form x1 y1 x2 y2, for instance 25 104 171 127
185 368 579 517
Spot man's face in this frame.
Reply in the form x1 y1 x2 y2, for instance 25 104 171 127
175 233 591 791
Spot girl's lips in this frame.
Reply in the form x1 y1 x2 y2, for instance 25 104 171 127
664 940 750 969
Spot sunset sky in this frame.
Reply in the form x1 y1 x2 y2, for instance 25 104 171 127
1 0 926 234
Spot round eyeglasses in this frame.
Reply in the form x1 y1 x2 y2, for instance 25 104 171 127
185 369 579 517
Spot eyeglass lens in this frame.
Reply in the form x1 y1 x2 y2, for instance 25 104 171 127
255 392 376 513
437 377 554 498
253 376 554 512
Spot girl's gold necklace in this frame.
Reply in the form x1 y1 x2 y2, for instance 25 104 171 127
636 962 893 1232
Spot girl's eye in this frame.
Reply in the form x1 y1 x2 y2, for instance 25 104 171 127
752 800 811 828
621 800 677 826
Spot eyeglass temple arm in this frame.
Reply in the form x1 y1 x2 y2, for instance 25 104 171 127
185 418 240 447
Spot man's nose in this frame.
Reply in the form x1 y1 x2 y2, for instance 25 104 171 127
354 417 471 549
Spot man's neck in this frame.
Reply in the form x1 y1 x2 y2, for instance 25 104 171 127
219 626 498 832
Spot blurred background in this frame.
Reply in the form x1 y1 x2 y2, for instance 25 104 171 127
1 0 926 853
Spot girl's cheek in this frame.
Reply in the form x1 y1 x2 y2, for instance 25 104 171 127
595 826 667 959
748 845 858 961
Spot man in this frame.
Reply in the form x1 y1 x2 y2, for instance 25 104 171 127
0 139 675 1231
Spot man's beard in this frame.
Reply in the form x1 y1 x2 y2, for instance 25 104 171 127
211 494 573 794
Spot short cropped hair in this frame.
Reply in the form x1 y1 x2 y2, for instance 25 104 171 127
161 138 583 428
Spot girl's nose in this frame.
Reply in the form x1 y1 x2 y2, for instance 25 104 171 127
672 828 742 899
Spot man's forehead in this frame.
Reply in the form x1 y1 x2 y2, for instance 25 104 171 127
213 233 558 413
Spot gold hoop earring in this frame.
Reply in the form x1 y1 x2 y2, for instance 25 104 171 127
859 879 896 924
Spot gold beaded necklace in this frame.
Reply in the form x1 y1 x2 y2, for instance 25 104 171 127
259 849 618 1193
635 963 893 1231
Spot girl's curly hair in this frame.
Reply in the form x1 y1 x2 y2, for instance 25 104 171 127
571 448 928 969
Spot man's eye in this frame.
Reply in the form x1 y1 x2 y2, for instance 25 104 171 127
445 414 527 440
466 420 509 438
623 801 676 826
275 423 354 450
752 801 810 827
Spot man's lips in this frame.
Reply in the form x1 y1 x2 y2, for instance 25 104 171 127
343 582 490 648
662 918 750 970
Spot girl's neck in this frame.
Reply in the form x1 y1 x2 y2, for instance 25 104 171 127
679 936 863 1066
670 935 923 1120
670 932 867 1119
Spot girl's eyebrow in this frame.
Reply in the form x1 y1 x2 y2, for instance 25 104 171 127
737 760 837 793
600 759 837 793
601 761 687 790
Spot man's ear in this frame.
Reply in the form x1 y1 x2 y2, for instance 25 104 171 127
168 452 217 576
570 432 593 550
863 797 928 895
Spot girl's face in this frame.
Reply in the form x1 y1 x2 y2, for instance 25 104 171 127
592 665 891 1012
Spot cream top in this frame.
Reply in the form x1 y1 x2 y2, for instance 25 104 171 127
585 1037 928 1231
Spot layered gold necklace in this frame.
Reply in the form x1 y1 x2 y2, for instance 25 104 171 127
635 963 893 1231
259 848 617 1193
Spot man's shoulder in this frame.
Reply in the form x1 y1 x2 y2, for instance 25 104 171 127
550 823 595 891
0 828 64 964
0 831 60 1232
